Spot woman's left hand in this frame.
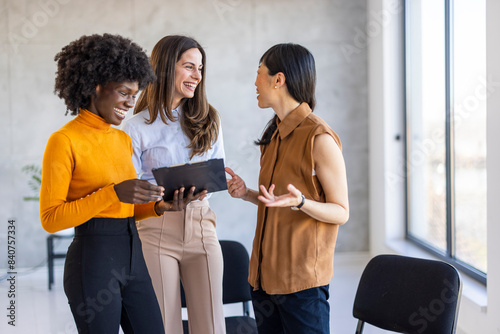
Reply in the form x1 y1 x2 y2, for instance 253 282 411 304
258 183 303 208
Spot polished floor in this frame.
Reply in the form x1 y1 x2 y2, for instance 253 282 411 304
0 252 388 334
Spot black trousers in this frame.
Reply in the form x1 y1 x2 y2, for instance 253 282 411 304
251 285 330 334
64 217 165 334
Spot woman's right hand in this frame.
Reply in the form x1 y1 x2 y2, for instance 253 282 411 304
114 179 164 204
225 167 248 199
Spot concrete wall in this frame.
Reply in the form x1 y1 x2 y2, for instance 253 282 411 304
0 0 369 268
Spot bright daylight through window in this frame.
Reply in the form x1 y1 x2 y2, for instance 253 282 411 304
405 0 486 282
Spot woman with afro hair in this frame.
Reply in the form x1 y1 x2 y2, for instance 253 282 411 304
40 33 195 333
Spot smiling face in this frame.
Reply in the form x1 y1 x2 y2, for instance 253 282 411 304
172 47 203 109
89 81 139 126
255 63 276 109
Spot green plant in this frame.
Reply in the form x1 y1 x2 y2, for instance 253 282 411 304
22 164 42 201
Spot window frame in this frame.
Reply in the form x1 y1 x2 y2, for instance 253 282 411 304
404 0 487 284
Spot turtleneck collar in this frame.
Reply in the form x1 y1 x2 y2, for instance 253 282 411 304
76 109 111 131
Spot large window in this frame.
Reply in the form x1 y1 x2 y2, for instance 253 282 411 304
405 0 487 283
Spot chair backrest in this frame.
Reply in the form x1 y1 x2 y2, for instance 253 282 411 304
219 240 252 305
181 240 252 309
352 254 462 334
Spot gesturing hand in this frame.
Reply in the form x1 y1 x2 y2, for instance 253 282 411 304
114 179 164 204
225 167 248 199
258 183 303 208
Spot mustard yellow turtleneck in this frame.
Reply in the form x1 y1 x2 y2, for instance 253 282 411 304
40 109 158 233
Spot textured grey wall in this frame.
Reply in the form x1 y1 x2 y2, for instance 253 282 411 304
0 0 368 268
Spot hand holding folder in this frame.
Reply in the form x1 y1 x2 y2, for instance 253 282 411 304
152 158 228 201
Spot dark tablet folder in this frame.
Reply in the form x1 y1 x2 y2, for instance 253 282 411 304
152 158 227 201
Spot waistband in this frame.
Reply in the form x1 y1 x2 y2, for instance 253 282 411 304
74 217 136 236
160 198 210 216
185 198 209 208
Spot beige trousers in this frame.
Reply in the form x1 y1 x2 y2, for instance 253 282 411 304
136 199 226 334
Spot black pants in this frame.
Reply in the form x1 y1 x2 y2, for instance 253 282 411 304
64 217 165 334
251 285 330 334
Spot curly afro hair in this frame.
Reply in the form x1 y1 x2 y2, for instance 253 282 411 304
54 33 156 115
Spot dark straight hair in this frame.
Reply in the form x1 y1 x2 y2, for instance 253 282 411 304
255 43 317 146
135 35 219 158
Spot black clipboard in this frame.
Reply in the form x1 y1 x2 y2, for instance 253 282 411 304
152 158 227 201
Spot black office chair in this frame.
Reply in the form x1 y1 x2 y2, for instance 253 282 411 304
47 232 74 290
181 240 258 334
353 254 462 334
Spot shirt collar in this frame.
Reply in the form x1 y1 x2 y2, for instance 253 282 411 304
276 102 312 139
172 106 180 118
76 109 111 131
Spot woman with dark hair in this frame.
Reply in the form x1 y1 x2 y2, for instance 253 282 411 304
121 35 225 334
40 33 177 333
226 43 349 333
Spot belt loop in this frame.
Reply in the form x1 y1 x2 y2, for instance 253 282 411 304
127 217 133 233
128 217 137 274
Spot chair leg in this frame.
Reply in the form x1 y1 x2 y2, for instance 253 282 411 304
243 301 251 317
47 236 54 290
355 320 365 334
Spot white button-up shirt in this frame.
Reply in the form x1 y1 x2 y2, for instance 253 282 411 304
121 108 225 192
